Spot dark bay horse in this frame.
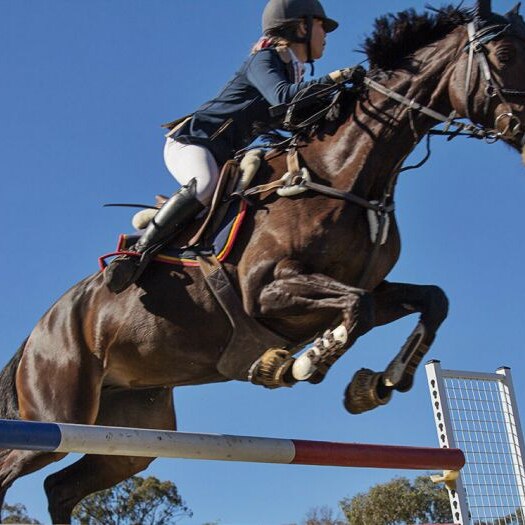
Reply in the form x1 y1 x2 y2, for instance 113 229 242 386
2 2 525 522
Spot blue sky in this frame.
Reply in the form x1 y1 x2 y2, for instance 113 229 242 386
2 1 525 524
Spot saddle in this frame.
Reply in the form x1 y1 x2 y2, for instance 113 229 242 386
101 149 263 268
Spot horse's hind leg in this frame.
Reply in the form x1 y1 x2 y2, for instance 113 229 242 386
0 331 104 521
44 387 175 524
0 448 67 518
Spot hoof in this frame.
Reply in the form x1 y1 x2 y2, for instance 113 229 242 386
344 368 392 414
248 348 296 389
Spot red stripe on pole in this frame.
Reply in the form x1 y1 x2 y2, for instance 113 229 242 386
291 440 465 470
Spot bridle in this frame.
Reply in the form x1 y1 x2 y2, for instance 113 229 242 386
464 20 525 139
364 16 525 145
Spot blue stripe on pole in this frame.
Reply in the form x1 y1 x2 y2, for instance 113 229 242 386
0 419 61 451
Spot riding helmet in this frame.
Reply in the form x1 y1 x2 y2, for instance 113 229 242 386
262 0 339 35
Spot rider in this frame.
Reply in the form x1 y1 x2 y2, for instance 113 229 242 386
105 0 366 294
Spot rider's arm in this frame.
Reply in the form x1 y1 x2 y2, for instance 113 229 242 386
246 48 334 107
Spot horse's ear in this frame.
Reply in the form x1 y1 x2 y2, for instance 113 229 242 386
505 2 522 17
476 0 492 19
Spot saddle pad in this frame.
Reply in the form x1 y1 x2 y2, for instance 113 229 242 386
100 200 247 269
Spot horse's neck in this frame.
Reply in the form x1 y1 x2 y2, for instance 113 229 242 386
308 28 466 200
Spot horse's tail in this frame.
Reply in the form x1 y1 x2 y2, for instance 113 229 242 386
0 339 25 420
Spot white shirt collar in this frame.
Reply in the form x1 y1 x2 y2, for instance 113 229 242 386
287 47 305 83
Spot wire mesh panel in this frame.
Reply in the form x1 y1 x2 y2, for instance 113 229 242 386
426 361 525 525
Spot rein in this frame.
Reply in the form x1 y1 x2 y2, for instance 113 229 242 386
364 19 525 143
363 77 499 142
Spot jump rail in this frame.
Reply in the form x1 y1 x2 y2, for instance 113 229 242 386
0 419 465 470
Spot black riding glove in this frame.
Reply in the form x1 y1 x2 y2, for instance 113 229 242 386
329 65 367 85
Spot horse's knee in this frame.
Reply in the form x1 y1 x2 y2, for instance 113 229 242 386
422 285 449 331
346 292 375 336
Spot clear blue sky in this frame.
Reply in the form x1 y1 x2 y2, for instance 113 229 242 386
2 1 525 524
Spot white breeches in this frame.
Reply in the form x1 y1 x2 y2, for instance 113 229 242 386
163 138 220 205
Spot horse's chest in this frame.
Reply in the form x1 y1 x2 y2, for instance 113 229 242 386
296 211 401 285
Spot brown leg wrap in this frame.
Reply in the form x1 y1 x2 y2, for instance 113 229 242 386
248 348 297 389
343 368 393 415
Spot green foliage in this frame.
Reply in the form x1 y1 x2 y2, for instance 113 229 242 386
71 475 192 525
340 475 452 525
1 502 42 524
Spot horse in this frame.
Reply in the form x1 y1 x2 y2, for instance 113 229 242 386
2 1 525 522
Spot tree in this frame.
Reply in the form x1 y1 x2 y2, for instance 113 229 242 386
1 502 42 524
302 505 347 525
71 475 192 525
340 475 452 525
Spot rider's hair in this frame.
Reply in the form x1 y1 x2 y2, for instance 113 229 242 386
251 19 303 53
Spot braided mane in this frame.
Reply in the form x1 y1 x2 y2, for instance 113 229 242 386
363 5 473 69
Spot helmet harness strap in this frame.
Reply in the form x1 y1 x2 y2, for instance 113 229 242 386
290 16 315 75
305 16 315 76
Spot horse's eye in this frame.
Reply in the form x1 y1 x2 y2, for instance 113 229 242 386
496 42 516 66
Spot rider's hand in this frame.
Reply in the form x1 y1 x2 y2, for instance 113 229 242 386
329 65 367 85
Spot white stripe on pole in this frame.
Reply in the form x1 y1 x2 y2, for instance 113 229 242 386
56 423 297 463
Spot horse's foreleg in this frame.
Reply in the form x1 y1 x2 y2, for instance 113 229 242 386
250 270 375 388
374 281 448 391
344 280 448 414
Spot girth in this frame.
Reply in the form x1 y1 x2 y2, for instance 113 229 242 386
198 253 293 381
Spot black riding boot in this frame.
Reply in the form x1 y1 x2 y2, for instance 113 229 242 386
104 179 203 294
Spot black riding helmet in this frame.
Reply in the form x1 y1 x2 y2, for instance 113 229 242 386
262 0 339 73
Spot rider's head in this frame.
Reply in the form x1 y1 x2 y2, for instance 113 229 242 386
261 0 338 63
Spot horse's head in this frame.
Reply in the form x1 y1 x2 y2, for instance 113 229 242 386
450 0 525 153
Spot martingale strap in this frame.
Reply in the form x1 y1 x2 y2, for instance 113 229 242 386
197 253 293 381
243 156 394 214
363 77 493 140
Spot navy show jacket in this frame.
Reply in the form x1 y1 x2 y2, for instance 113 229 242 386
170 47 334 165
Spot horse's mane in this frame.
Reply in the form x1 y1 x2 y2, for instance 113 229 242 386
363 5 474 69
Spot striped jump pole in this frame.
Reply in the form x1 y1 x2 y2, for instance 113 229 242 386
0 419 465 471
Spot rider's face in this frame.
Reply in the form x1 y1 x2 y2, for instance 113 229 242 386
296 18 326 61
310 18 327 60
